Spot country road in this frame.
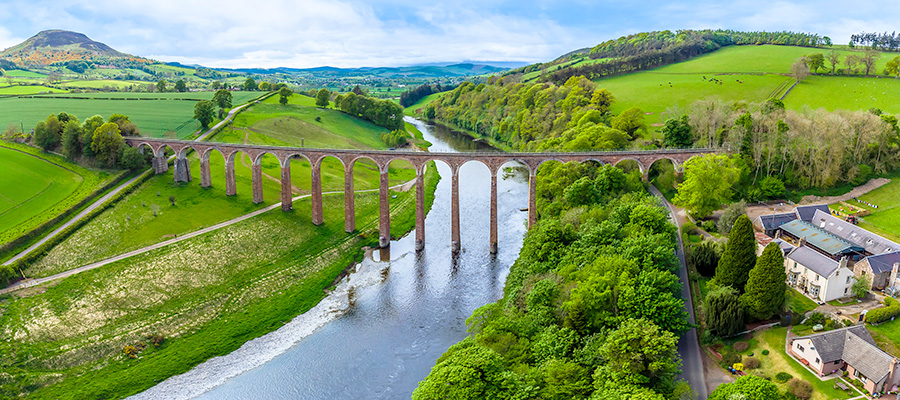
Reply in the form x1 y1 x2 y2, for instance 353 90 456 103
648 184 709 399
2 102 251 267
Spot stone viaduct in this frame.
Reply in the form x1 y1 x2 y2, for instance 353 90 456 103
125 137 715 253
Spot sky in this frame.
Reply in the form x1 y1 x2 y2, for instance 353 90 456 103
0 0 898 69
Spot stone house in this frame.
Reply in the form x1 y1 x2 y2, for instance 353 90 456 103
789 325 900 395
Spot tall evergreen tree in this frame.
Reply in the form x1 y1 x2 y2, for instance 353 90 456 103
742 243 786 320
704 285 745 337
714 215 756 290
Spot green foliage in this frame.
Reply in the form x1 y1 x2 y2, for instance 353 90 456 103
717 200 746 235
661 115 692 148
852 273 871 298
315 88 331 108
156 79 167 93
212 89 233 109
715 215 756 291
806 53 825 73
866 297 900 324
119 146 145 171
335 92 404 130
720 350 741 366
412 339 511 400
704 284 745 337
674 154 739 218
193 100 215 129
380 129 410 147
243 77 257 91
34 118 60 151
742 243 787 320
174 79 186 93
774 372 793 383
691 240 719 276
61 120 82 159
761 349 769 355
91 122 124 167
279 86 293 105
594 318 680 391
709 375 780 400
611 107 648 140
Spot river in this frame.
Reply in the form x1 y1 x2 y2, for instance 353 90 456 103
130 117 529 400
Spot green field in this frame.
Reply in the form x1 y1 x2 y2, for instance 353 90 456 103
2 70 48 78
590 45 900 125
847 178 900 243
0 85 67 95
0 147 82 235
0 142 120 249
0 91 264 138
59 80 149 90
403 92 444 116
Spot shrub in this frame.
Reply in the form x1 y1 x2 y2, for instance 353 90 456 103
701 219 717 232
721 351 741 366
775 372 793 383
788 378 813 400
761 349 769 356
805 312 826 326
743 357 760 369
733 341 750 352
691 240 719 276
866 297 900 324
681 222 698 235
123 345 138 359
147 334 165 348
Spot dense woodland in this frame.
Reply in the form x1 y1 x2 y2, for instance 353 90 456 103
399 83 453 107
850 31 900 51
414 164 691 399
424 77 638 151
333 90 405 131
29 112 147 171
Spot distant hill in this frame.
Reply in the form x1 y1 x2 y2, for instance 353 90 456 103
218 63 509 79
0 30 152 68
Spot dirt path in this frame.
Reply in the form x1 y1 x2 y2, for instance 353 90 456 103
800 177 891 205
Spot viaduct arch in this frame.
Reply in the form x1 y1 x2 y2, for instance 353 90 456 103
125 137 715 253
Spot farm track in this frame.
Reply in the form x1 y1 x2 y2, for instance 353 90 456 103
2 103 251 267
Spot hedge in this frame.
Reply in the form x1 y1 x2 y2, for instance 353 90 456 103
866 297 900 324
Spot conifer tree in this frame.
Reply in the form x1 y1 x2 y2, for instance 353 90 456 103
704 285 745 337
742 243 786 320
714 214 756 290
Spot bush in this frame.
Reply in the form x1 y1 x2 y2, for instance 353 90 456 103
717 200 747 234
743 357 760 369
762 349 769 356
733 341 750 352
805 312 826 326
691 240 719 276
681 222 698 235
123 345 138 359
701 219 717 233
775 372 793 383
0 264 16 286
721 351 741 366
866 297 900 324
788 378 813 400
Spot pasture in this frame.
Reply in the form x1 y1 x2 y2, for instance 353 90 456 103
0 147 82 238
0 91 263 138
0 85 67 95
784 75 900 115
2 70 47 78
849 178 900 243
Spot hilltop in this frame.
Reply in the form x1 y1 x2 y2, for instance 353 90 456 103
0 30 152 68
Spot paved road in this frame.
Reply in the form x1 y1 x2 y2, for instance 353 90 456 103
2 103 251 267
649 184 708 399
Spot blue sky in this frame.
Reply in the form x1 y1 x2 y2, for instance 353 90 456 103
0 0 897 68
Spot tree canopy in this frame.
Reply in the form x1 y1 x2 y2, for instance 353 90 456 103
715 215 757 291
673 154 739 218
193 100 215 129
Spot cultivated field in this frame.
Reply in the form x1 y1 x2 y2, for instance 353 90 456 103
0 91 263 138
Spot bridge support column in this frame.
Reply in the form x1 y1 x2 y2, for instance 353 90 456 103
200 156 211 188
379 168 390 248
490 171 498 254
344 165 355 233
152 156 168 174
311 162 323 225
252 161 263 204
528 171 537 229
415 167 425 252
225 157 236 196
451 168 460 253
173 156 191 183
281 161 292 211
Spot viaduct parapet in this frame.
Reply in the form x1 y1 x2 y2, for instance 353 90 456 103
125 137 715 253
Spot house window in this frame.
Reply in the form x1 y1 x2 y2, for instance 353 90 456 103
811 286 820 297
845 288 849 295
815 275 819 282
847 276 851 284
835 360 841 365
815 357 820 364
798 344 805 351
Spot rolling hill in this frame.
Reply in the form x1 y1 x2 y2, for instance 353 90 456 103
0 30 152 68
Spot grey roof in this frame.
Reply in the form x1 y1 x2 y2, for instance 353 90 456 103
780 219 861 256
811 209 900 255
864 251 900 275
758 212 798 231
795 204 831 222
774 239 795 255
796 325 895 383
787 245 840 278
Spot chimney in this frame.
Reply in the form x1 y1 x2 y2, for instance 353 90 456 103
799 236 807 247
840 256 849 269
890 357 898 385
775 230 782 240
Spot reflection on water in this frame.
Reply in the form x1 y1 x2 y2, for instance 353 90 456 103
132 118 528 400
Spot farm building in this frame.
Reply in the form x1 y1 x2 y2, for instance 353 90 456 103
789 325 900 395
756 207 900 301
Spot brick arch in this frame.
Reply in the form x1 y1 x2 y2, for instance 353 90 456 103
613 157 646 173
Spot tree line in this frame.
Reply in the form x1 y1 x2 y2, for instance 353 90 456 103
414 163 691 399
851 31 900 51
423 77 649 151
398 83 454 107
28 112 147 171
333 91 404 131
588 30 828 60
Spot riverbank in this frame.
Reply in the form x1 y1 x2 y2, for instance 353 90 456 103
0 165 440 399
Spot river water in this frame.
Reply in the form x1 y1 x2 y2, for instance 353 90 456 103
131 118 529 400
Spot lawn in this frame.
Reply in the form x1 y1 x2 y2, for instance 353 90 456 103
868 319 900 356
0 91 264 138
0 163 439 398
785 287 819 315
0 142 121 249
754 327 854 400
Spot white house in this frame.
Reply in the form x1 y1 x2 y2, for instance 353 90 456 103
784 244 854 302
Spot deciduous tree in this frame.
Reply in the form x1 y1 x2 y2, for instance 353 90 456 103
709 375 780 400
243 77 257 91
827 49 841 74
193 100 215 129
91 122 124 167
661 115 692 147
862 50 879 76
741 243 786 320
673 154 739 218
315 88 331 108
806 53 825 73
885 55 900 77
715 215 756 291
611 107 648 140
174 79 186 92
156 80 167 93
593 318 680 391
213 89 233 110
791 57 810 82
279 86 293 105
61 120 82 159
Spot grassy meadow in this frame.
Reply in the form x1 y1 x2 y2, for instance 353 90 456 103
0 164 439 398
0 91 264 138
844 178 900 243
0 85 67 95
